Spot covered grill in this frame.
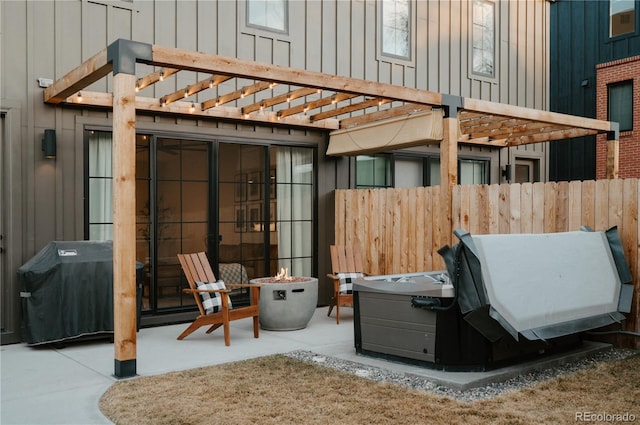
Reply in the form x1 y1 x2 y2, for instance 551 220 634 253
18 241 144 345
353 227 634 370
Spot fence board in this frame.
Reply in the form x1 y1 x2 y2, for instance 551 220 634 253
499 183 510 233
532 182 545 234
595 179 610 231
608 179 623 229
488 184 500 234
568 180 582 231
521 182 533 233
544 182 557 232
424 188 433 270
431 185 443 270
510 183 522 233
556 181 569 232
582 180 596 229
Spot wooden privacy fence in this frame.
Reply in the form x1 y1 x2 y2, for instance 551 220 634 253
334 178 639 344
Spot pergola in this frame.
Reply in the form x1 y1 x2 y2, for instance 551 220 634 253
44 39 619 378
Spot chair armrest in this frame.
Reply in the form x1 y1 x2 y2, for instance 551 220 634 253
183 288 230 294
225 283 264 288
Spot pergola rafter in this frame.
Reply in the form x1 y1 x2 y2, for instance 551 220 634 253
45 42 617 150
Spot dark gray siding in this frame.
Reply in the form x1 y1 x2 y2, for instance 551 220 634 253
549 0 640 181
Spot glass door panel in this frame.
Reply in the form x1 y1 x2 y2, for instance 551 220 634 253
273 146 314 277
218 143 266 306
155 138 209 310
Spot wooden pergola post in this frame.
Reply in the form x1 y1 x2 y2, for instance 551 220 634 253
606 139 619 179
440 96 462 251
112 72 137 378
606 123 620 179
107 40 152 378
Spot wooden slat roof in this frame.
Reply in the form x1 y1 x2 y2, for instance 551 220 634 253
43 42 615 148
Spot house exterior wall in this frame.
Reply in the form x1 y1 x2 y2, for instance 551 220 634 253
1 0 552 343
549 0 640 181
596 56 640 179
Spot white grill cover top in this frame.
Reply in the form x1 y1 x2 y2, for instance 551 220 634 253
471 231 621 334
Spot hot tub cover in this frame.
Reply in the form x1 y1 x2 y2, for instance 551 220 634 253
438 227 633 341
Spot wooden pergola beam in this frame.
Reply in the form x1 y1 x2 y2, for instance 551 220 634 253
277 92 358 119
463 98 613 132
43 48 112 104
135 67 179 92
150 45 443 107
63 90 340 130
458 136 509 147
311 98 390 122
161 75 232 105
339 104 432 129
201 81 275 110
241 87 319 115
508 128 600 146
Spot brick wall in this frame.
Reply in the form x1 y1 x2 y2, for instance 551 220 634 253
596 56 640 179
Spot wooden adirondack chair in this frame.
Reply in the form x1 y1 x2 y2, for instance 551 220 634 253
326 244 367 324
176 252 261 346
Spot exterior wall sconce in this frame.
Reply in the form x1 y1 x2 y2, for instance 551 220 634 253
501 164 511 181
42 129 56 158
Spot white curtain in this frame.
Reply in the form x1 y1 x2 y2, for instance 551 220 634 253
88 132 113 240
277 147 312 276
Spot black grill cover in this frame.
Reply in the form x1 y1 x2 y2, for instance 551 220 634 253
18 241 142 345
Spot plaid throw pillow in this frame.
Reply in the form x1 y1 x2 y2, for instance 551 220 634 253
336 272 364 294
195 281 233 314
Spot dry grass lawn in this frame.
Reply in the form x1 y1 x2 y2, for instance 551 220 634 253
100 353 640 425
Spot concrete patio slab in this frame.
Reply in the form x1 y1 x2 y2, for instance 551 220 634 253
0 307 615 424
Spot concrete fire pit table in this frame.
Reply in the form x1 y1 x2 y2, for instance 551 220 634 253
251 273 318 331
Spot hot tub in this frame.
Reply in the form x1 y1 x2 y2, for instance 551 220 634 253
353 228 633 371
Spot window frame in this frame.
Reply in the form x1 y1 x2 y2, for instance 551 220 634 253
608 80 634 132
360 153 492 188
469 0 498 82
458 158 490 185
377 0 415 65
243 0 289 37
610 0 636 38
355 154 393 189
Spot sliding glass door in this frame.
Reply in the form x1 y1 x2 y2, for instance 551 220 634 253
217 143 315 286
87 131 315 319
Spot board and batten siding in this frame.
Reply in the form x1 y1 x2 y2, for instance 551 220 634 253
1 0 553 248
549 0 640 182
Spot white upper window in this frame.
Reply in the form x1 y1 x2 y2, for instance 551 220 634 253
381 0 411 60
472 0 495 78
247 0 288 33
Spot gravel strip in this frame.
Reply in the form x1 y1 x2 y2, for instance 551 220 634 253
284 348 637 402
